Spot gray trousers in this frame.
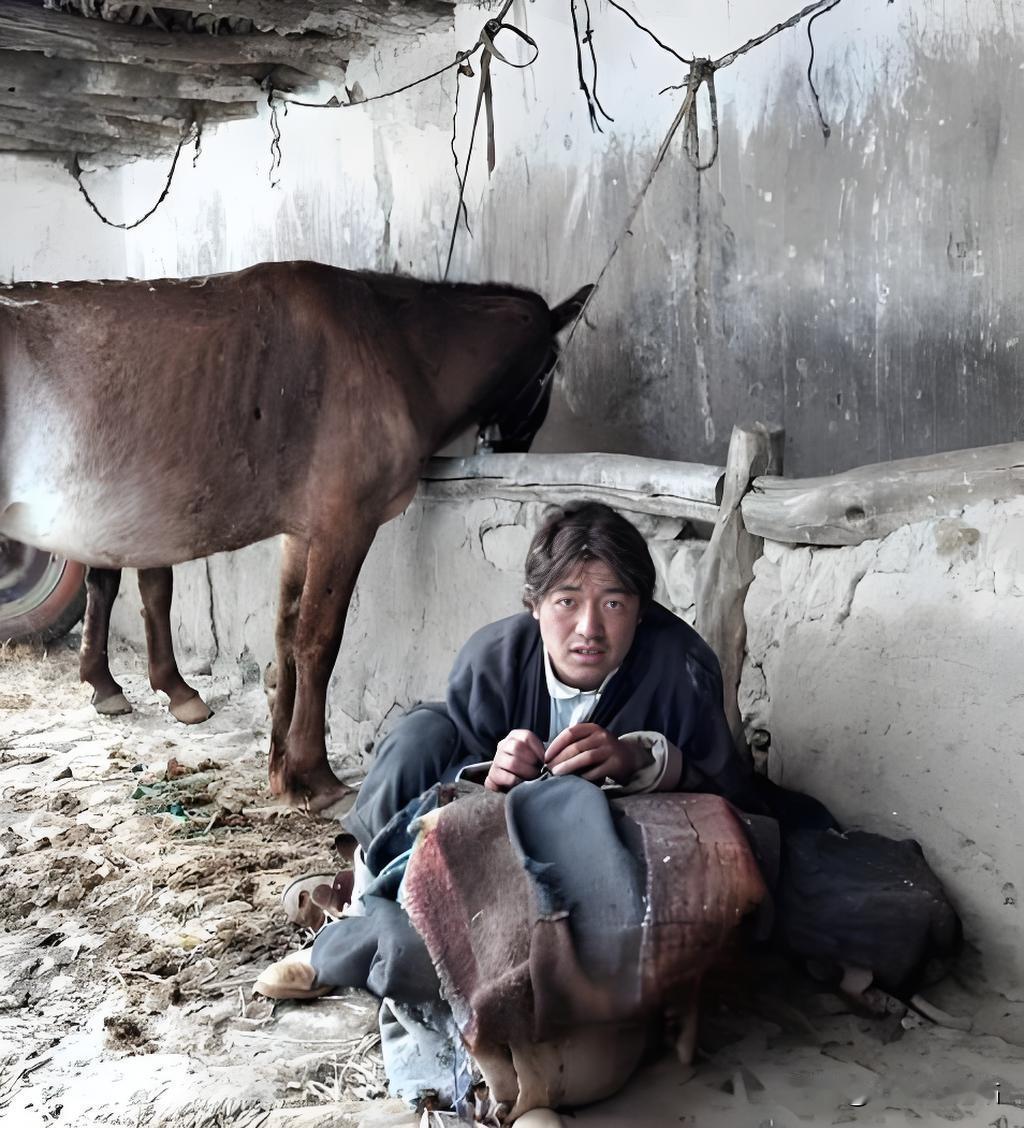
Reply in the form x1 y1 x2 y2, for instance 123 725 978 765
342 703 476 854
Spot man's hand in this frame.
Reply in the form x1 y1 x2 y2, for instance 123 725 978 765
544 723 651 784
485 729 545 792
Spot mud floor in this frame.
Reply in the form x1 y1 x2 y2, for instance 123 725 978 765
2 637 1024 1128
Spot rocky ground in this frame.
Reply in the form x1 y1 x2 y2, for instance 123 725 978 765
2 636 1024 1128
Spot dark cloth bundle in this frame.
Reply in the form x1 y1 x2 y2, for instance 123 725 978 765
776 827 963 994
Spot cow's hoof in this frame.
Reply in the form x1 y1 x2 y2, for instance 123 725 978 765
94 692 132 716
170 694 212 725
270 767 353 815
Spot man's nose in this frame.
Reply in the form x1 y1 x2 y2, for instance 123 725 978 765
575 603 605 638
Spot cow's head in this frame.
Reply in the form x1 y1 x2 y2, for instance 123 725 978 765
476 284 593 454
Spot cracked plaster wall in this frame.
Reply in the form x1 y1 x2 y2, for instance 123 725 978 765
740 497 1024 1000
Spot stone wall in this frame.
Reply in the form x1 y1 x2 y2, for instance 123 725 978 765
741 496 1024 1001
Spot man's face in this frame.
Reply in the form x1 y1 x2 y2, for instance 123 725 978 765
532 559 642 691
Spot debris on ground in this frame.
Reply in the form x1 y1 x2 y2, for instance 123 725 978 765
3 636 1024 1128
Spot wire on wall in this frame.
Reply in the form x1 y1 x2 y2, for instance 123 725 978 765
554 0 848 375
807 0 844 140
69 121 199 231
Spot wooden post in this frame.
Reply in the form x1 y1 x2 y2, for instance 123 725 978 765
695 423 784 767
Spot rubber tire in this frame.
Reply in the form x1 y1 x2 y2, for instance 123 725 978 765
0 550 87 644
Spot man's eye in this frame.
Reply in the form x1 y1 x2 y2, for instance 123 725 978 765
607 600 622 609
557 598 574 608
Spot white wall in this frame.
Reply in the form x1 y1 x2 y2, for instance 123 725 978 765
741 498 1024 1002
0 155 126 282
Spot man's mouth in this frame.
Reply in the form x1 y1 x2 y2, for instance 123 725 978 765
571 646 606 659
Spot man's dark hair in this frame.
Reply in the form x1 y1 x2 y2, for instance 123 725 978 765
523 501 656 609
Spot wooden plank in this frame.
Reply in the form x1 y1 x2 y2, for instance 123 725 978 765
0 0 350 84
0 115 175 160
0 50 267 103
0 100 190 142
419 453 725 524
741 441 1024 547
694 423 784 764
0 92 255 133
126 0 455 37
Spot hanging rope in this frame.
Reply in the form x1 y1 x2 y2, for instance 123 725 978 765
267 81 284 187
442 4 539 279
555 0 848 373
70 120 199 231
605 0 691 66
807 0 843 141
569 0 613 131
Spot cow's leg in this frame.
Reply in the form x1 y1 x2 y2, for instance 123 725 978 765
137 566 211 724
269 520 377 811
268 534 309 756
80 566 132 716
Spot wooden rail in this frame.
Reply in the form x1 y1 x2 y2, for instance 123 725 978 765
741 441 1024 547
420 453 725 525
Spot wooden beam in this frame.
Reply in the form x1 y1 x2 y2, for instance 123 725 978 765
419 453 725 525
0 99 189 143
123 0 455 38
0 0 350 85
0 90 257 128
0 133 72 155
0 50 266 103
694 423 784 765
0 114 176 159
741 441 1024 547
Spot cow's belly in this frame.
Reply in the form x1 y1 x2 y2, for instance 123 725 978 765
3 489 181 569
0 444 276 569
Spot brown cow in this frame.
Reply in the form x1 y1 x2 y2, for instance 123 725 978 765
0 261 589 810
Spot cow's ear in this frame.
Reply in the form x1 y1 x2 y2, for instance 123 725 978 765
549 284 593 334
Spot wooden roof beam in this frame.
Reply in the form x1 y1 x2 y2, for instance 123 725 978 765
123 0 455 38
0 99 191 144
0 90 258 128
0 0 350 85
0 116 177 160
0 50 269 103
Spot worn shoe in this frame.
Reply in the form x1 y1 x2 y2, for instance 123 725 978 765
253 949 332 1000
280 869 356 931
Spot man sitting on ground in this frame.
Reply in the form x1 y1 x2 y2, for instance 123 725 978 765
343 499 763 856
256 501 958 1115
259 499 786 999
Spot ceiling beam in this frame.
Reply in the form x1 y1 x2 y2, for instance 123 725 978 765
0 90 257 127
0 49 269 103
0 115 179 160
107 0 456 38
0 0 350 85
0 99 191 143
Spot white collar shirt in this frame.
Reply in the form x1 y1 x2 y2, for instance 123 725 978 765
543 649 619 741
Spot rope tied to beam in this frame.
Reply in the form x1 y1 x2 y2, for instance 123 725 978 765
554 0 847 378
682 58 719 172
69 119 200 231
443 4 539 279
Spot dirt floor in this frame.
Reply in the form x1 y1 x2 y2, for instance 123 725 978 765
2 636 1024 1127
